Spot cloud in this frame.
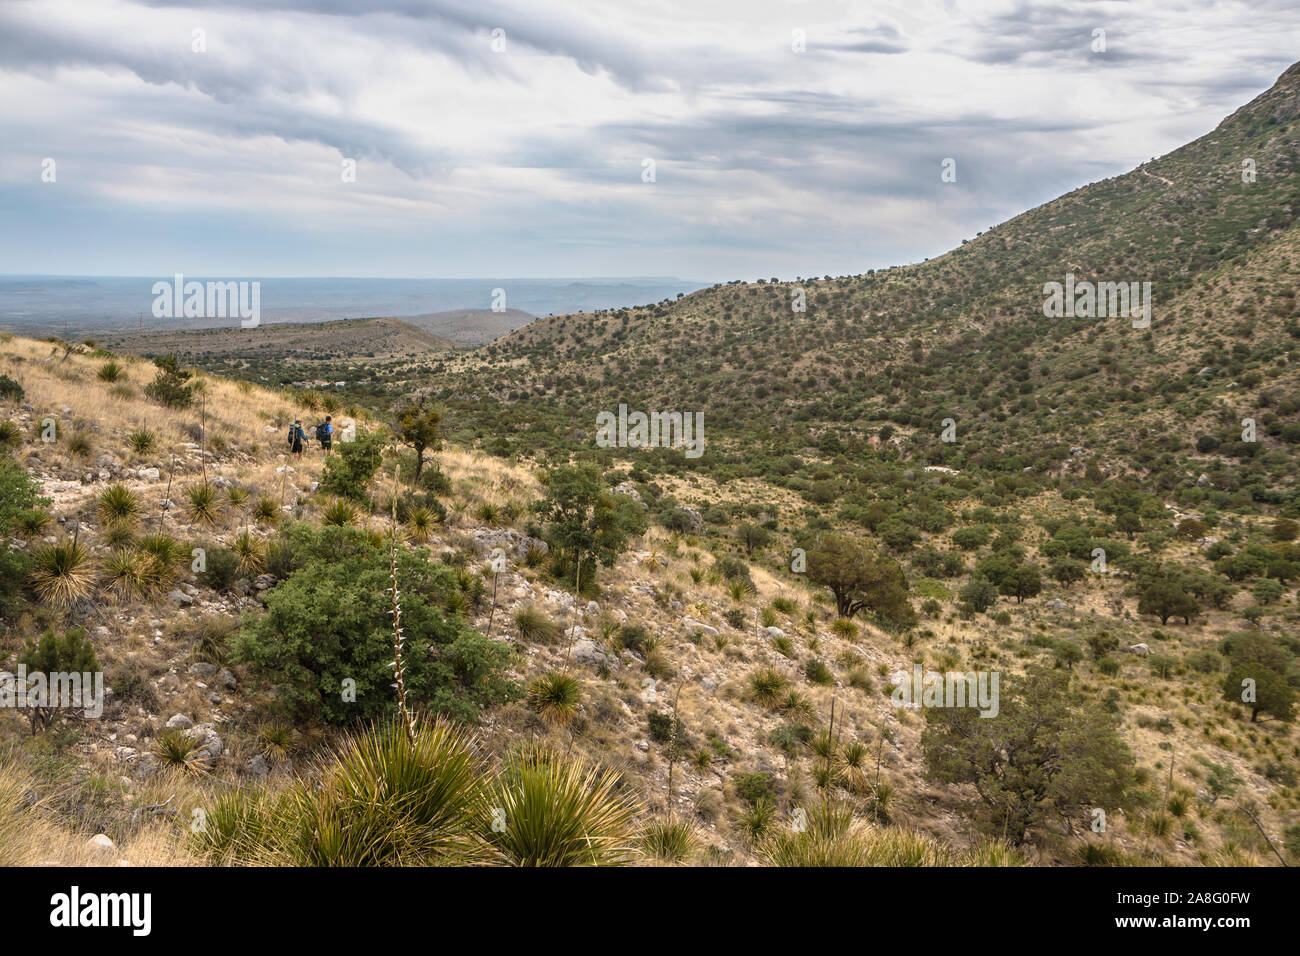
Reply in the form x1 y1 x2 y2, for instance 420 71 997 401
0 0 1296 278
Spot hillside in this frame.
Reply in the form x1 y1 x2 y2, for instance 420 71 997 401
99 316 457 378
370 308 537 347
0 63 1297 870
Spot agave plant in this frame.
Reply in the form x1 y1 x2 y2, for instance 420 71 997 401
526 671 582 727
184 482 223 526
30 538 96 607
486 747 640 867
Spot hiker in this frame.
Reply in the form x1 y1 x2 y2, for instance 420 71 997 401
287 419 307 458
315 415 334 456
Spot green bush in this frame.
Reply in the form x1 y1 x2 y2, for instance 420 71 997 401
233 525 519 724
321 431 386 502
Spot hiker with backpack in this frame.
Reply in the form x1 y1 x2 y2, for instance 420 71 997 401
287 419 307 458
314 415 334 456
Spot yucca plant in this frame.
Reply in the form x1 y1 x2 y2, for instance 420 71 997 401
639 815 696 863
101 548 150 601
154 728 212 774
406 506 435 543
487 747 641 867
30 538 96 607
0 420 20 451
256 721 295 760
514 605 560 645
184 482 223 526
96 483 139 526
97 360 123 382
737 797 776 843
748 667 789 706
232 531 265 576
526 671 582 727
259 719 493 867
16 508 50 536
778 690 816 722
474 501 499 524
126 428 156 454
137 533 182 590
962 839 1027 867
253 496 280 524
322 498 357 526
190 788 272 864
225 485 250 509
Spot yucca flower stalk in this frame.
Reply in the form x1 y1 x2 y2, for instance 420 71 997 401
388 466 416 745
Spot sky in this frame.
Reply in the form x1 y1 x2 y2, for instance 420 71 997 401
0 0 1297 281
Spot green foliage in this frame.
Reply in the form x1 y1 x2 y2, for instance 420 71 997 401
18 627 100 732
143 355 194 408
233 525 519 724
533 463 647 580
486 746 640 866
396 402 443 479
806 532 915 627
1220 633 1295 723
321 430 386 502
922 666 1134 844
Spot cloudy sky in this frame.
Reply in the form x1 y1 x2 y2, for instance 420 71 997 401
1 0 1297 281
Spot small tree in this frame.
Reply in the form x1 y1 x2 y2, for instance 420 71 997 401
321 430 386 502
998 563 1042 603
533 463 647 591
143 355 194 408
922 666 1134 844
18 627 100 733
396 403 443 480
959 575 998 613
737 522 771 556
1138 580 1198 625
806 533 915 627
1221 633 1295 724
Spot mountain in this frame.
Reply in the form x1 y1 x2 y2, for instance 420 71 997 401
369 308 537 347
423 61 1300 490
1 64 1298 870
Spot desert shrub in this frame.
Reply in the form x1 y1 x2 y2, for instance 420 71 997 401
321 431 386 502
233 525 518 724
143 355 194 408
0 375 23 402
